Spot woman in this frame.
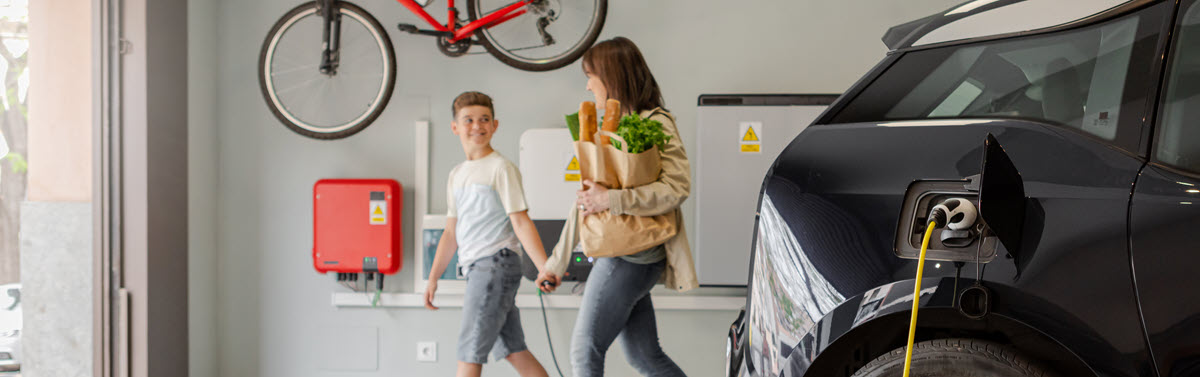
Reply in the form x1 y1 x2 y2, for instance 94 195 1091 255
536 37 698 377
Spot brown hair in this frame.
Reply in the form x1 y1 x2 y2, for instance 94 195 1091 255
452 91 494 118
582 37 665 116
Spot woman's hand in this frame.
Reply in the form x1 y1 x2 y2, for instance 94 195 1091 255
423 280 439 310
576 179 610 216
535 271 561 293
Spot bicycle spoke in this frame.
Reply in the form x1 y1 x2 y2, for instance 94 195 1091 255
303 79 330 124
501 43 553 52
269 63 322 77
341 27 376 58
333 72 386 80
272 54 320 71
272 76 326 95
485 1 525 16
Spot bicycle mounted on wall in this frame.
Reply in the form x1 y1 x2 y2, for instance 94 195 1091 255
259 0 607 139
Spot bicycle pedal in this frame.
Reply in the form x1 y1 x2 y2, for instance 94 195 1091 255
396 23 419 34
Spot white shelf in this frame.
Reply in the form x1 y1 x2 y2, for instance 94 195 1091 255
332 292 745 311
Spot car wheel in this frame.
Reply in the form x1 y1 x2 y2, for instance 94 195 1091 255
851 338 1056 377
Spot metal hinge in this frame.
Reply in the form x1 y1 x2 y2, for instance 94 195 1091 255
118 39 132 55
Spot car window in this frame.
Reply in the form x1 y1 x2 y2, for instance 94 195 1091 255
1 288 15 311
831 7 1160 147
1155 1 1200 172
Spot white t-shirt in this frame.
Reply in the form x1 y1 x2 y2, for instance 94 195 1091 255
446 151 529 268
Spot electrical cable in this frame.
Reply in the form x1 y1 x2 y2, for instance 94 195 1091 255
537 289 566 377
372 273 384 307
903 219 938 377
952 261 965 307
902 198 977 377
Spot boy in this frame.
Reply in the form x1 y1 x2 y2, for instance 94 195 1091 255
425 91 559 377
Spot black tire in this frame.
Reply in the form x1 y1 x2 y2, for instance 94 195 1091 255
258 1 396 140
726 327 743 377
851 338 1056 377
467 0 607 71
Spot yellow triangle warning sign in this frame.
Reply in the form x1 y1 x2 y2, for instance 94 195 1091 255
566 156 580 171
373 205 384 215
742 126 759 142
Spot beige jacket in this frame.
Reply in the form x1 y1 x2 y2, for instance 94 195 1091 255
545 108 699 291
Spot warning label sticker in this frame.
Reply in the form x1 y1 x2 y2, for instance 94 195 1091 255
565 155 581 182
739 122 762 154
369 200 387 225
742 126 759 141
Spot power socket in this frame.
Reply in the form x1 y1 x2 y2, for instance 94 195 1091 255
416 341 437 362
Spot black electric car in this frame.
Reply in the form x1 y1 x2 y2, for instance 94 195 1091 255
726 0 1200 376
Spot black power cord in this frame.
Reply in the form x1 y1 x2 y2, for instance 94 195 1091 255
538 282 566 377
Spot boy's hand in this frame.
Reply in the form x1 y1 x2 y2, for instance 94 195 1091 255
424 280 439 310
535 271 561 293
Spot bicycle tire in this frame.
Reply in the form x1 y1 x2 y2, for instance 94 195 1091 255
259 1 397 140
467 0 606 72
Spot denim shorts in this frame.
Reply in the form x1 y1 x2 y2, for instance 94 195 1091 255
457 248 527 364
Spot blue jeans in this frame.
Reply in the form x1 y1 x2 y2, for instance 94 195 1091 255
570 257 685 376
457 249 527 364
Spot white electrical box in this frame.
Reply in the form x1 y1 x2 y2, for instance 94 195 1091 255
518 128 580 220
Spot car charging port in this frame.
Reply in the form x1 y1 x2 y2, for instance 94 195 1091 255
895 182 999 263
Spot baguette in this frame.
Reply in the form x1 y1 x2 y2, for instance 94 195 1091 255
600 99 620 146
579 101 597 143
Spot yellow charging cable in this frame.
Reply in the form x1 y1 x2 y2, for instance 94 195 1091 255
903 220 938 377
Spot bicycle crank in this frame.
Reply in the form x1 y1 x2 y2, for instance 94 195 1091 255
437 34 472 57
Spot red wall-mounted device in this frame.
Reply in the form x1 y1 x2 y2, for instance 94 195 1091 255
313 179 403 274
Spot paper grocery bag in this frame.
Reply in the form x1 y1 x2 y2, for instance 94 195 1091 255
574 131 678 258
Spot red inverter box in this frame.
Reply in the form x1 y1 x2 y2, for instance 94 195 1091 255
313 179 403 274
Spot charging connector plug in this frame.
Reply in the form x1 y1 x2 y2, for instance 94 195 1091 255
929 197 978 231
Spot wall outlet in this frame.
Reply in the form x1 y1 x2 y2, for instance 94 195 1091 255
417 341 437 362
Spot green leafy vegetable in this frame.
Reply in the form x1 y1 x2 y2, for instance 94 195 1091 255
611 114 671 154
565 112 581 141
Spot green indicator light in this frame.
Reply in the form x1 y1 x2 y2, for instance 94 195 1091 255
575 257 582 262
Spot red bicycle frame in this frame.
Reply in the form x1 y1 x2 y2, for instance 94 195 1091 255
396 0 534 43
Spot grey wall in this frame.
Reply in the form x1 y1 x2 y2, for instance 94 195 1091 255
195 0 961 376
19 202 92 377
189 0 219 375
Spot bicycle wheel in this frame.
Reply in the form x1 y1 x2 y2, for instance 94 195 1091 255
468 0 606 72
259 1 396 140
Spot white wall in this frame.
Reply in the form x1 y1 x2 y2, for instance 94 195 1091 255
195 0 961 376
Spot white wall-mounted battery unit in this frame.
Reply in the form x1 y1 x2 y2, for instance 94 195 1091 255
694 94 838 286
